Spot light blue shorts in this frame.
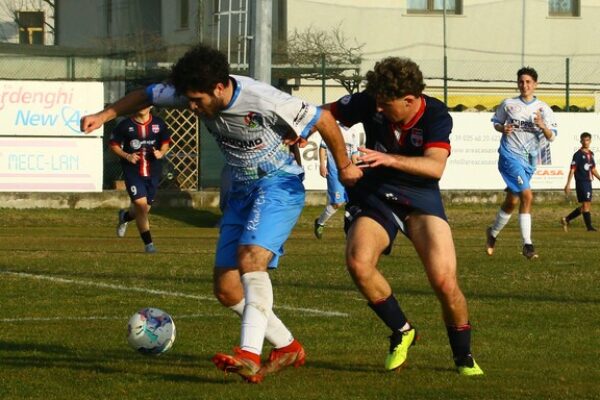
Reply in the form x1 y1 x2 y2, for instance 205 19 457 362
215 172 305 269
326 168 348 205
498 154 535 193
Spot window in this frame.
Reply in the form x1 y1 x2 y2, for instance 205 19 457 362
549 0 580 17
17 11 44 45
179 0 189 29
407 0 462 15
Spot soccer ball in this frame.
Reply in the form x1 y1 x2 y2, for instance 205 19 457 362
127 307 176 355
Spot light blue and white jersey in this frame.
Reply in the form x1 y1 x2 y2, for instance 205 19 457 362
320 124 360 174
491 96 557 164
146 75 322 185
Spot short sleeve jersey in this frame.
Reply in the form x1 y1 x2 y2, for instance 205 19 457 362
571 149 596 182
491 96 557 162
320 125 359 174
146 75 322 186
109 115 171 178
330 91 452 189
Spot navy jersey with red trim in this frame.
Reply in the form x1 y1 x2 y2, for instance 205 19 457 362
109 115 171 178
571 149 596 182
330 91 452 188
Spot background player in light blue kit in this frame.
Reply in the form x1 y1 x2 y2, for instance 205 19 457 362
314 124 359 239
81 44 362 383
485 67 558 260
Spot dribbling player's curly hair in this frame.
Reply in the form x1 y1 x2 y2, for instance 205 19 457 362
366 57 425 101
170 44 230 95
517 66 538 82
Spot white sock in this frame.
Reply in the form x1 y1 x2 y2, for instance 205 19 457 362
519 213 532 245
240 271 273 355
229 299 294 349
491 209 512 237
317 204 337 226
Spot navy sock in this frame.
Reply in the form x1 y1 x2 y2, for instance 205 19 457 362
368 294 408 332
583 212 593 229
566 208 581 222
446 323 472 365
123 211 135 222
140 230 153 245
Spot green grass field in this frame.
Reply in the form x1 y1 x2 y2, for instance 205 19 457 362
1 204 599 400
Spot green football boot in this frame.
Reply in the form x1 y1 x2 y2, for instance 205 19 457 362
385 328 417 371
456 355 484 376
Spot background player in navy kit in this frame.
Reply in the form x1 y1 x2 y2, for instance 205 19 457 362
561 132 600 232
325 57 483 375
111 105 171 253
81 44 362 383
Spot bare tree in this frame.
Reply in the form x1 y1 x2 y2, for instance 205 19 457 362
281 24 365 94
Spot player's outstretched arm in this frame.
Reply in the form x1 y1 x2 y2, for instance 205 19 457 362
80 89 153 133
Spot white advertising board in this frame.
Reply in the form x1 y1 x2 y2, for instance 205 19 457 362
0 81 104 137
0 137 103 192
302 112 600 191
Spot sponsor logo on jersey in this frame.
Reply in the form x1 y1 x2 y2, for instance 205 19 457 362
219 135 264 149
129 139 156 150
410 129 423 147
293 102 310 126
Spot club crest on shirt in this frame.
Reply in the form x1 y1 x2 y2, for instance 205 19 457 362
507 103 523 114
244 112 263 129
151 124 160 133
410 129 423 147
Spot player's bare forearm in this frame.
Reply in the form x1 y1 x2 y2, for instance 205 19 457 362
593 168 600 181
358 146 448 179
315 109 351 169
80 89 152 133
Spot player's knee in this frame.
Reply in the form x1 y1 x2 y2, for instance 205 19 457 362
430 275 458 298
346 256 375 282
213 285 241 307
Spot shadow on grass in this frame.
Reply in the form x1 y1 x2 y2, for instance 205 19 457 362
152 207 221 228
0 341 229 383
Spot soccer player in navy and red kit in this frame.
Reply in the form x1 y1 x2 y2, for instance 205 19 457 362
326 57 483 375
109 105 171 253
561 132 600 232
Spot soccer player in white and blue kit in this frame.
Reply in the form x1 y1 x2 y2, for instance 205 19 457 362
486 67 557 259
80 45 362 383
314 124 360 239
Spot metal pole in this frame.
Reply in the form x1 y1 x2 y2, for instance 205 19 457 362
521 0 525 66
443 0 448 105
321 53 326 104
566 58 570 112
249 0 272 83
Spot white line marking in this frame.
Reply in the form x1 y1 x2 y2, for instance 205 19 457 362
1 270 348 317
0 314 219 323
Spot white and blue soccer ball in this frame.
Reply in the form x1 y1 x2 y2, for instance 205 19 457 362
127 307 176 355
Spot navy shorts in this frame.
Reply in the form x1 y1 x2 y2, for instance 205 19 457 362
344 178 447 255
123 168 159 205
576 180 593 203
